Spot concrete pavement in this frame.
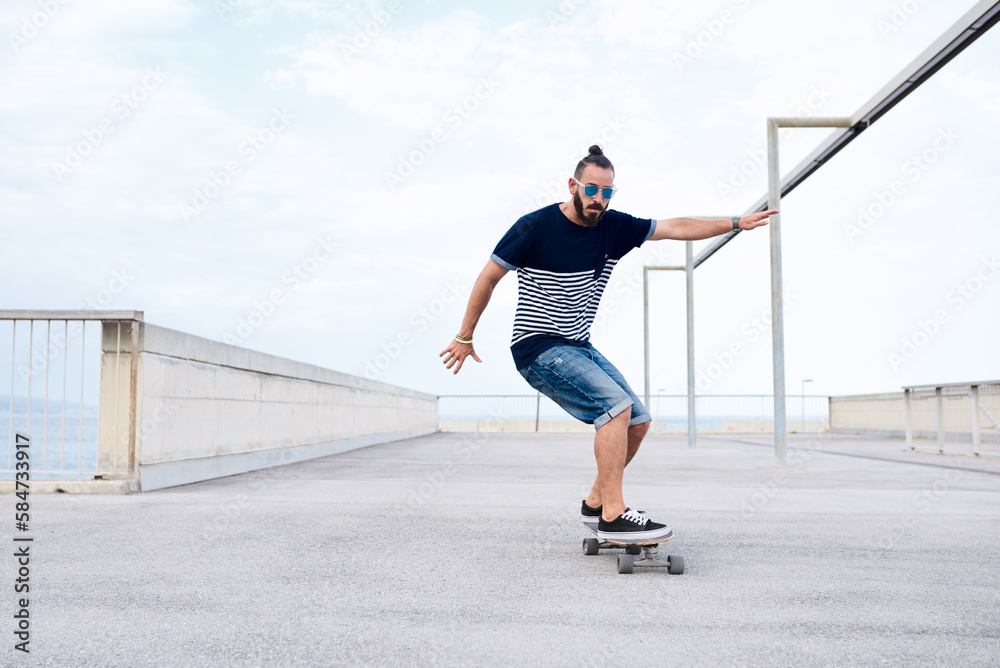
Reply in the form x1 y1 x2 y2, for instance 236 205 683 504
2 432 999 666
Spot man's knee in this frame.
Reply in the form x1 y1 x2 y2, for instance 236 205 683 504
629 421 650 440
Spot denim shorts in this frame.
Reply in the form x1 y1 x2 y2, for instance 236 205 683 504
518 345 651 430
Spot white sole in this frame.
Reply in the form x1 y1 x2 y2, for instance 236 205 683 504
598 528 674 543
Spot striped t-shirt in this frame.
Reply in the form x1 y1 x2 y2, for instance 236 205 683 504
490 203 655 369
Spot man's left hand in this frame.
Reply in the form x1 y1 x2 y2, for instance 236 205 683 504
737 209 779 230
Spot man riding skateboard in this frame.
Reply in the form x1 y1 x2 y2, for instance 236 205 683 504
440 145 776 543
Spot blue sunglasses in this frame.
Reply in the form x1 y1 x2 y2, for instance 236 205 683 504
573 178 617 199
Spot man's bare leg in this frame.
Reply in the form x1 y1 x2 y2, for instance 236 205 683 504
586 417 650 517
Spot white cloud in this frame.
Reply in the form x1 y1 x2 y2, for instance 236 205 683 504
1 0 997 396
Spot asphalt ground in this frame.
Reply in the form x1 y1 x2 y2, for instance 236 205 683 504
2 432 999 667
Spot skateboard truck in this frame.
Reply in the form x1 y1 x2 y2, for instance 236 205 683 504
581 537 685 575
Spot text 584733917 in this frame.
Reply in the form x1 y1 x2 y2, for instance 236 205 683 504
13 432 32 654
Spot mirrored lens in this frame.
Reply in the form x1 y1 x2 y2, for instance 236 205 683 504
576 179 615 199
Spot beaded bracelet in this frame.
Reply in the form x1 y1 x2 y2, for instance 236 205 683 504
454 334 473 344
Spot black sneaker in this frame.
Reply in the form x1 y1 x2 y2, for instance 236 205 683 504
597 508 673 543
581 500 603 525
581 500 647 527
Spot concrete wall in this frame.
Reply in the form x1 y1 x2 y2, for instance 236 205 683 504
97 322 437 491
830 390 999 442
830 393 905 438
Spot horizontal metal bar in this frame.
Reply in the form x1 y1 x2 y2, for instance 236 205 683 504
0 310 144 321
694 0 1000 268
770 117 853 128
904 380 1000 391
438 394 831 399
644 266 686 272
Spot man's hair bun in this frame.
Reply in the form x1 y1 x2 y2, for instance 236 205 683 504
574 144 614 179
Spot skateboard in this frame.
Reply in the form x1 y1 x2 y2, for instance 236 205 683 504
581 522 685 575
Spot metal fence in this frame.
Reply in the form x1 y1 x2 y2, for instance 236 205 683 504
904 380 1000 455
438 394 830 431
1 311 142 480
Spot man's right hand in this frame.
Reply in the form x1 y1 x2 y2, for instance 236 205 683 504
440 338 482 375
439 259 508 376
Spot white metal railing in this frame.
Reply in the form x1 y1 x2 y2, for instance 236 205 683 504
1 311 142 479
438 394 830 432
903 380 1000 456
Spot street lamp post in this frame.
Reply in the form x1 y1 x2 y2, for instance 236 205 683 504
801 379 813 433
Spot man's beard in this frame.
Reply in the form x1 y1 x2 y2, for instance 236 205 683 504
573 191 606 227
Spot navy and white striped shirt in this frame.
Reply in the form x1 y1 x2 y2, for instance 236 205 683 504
491 203 655 369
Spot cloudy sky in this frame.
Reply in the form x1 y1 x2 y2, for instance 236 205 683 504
2 0 998 401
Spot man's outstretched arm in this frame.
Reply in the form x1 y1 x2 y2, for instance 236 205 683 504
440 258 509 375
649 210 778 241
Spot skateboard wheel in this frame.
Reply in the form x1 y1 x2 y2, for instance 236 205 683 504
667 555 685 575
617 554 633 574
626 544 641 555
583 538 600 555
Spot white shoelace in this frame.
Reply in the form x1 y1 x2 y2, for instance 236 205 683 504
621 508 647 525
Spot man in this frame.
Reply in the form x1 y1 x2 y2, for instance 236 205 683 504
440 145 776 543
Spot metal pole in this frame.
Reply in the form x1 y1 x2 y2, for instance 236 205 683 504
61 321 67 470
685 242 696 449
534 392 540 433
44 320 50 471
767 118 787 466
27 320 33 436
643 267 650 412
79 321 85 472
801 379 813 433
129 319 139 474
935 386 944 454
970 385 980 456
904 388 913 450
8 320 15 470
115 322 121 474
